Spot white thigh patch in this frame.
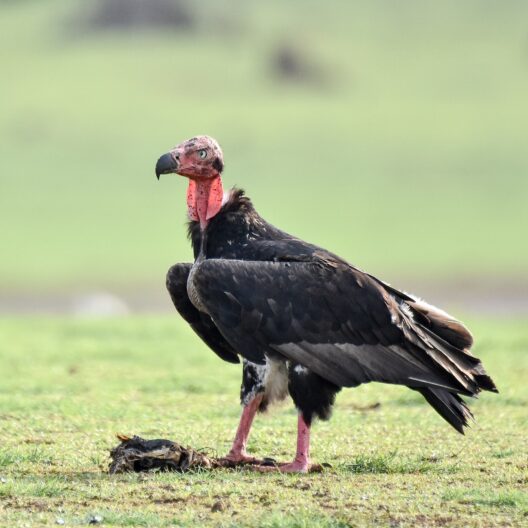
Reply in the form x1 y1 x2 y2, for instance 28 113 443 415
263 358 289 405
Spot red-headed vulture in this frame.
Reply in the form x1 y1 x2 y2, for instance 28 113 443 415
156 135 497 473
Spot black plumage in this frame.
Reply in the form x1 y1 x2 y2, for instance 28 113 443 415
166 263 239 364
168 189 497 434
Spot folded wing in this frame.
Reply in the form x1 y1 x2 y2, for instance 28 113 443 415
193 258 496 398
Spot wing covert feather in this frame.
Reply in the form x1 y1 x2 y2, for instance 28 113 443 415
192 259 464 391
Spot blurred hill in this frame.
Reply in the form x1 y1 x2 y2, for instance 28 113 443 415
80 0 195 31
1 0 527 311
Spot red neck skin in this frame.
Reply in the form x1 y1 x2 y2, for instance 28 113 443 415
186 177 224 230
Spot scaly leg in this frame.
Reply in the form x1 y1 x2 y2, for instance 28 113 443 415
278 414 311 472
254 414 312 473
224 393 263 463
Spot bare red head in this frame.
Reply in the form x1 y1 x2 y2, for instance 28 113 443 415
156 136 224 229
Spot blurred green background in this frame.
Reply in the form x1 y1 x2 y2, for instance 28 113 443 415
1 0 527 311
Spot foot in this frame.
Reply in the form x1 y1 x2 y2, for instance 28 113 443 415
222 450 260 465
277 460 310 473
250 458 323 473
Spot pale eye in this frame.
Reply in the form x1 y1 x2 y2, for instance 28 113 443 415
198 149 207 160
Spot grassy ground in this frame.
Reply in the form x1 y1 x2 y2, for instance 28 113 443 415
0 316 526 527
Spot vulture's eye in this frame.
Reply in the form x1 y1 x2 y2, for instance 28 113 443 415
198 149 207 160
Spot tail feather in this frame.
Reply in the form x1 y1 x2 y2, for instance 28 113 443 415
375 279 498 432
406 298 497 432
474 373 497 393
417 387 474 434
403 298 498 395
408 298 474 350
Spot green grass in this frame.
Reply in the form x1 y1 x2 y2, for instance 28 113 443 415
0 316 526 527
1 0 528 292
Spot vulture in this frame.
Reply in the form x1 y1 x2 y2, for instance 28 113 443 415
155 135 497 473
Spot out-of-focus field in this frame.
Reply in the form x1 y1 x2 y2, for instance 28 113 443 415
1 0 528 294
0 317 526 527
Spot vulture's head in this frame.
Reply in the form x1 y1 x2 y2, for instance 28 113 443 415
155 135 226 229
155 135 224 180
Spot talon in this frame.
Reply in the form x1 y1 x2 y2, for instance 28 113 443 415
261 457 277 466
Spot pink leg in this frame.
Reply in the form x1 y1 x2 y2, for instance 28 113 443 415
255 414 311 473
224 394 263 463
277 414 311 472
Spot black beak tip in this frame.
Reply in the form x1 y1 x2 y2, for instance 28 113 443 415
155 153 178 180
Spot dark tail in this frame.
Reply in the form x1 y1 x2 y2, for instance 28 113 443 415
407 298 498 395
417 387 474 434
382 294 497 433
406 298 497 433
374 280 498 432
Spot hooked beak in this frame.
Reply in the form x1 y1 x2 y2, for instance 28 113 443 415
155 152 179 180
